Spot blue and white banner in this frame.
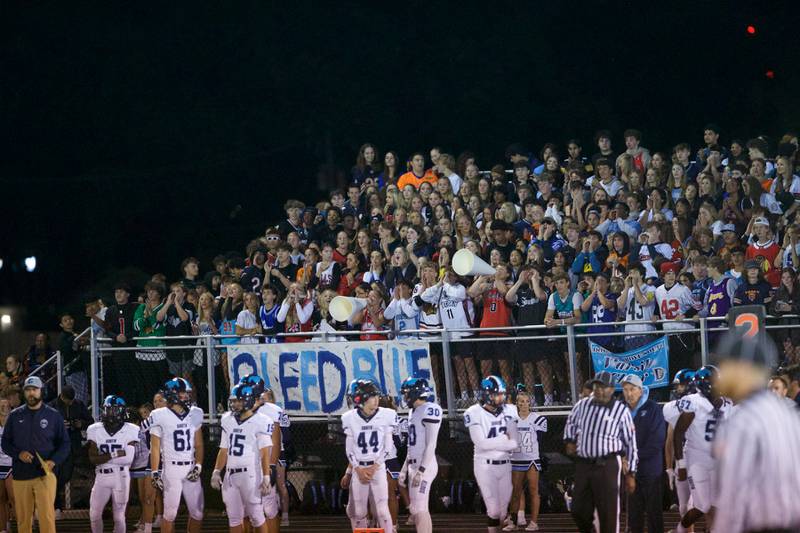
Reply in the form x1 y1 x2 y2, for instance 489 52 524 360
589 337 670 390
226 341 435 415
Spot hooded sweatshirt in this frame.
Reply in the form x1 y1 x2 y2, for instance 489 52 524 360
628 386 666 477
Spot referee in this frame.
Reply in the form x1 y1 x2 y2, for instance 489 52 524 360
564 371 638 533
712 307 800 533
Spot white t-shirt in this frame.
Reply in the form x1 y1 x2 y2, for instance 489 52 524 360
87 422 140 468
446 173 463 195
148 406 204 463
236 309 259 344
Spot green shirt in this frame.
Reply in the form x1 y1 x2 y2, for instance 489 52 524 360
133 302 166 346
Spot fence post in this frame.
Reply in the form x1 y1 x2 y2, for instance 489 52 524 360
56 350 63 397
90 328 100 421
566 325 579 404
699 318 708 366
440 329 458 419
205 335 217 422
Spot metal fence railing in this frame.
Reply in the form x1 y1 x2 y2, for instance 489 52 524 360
85 313 800 421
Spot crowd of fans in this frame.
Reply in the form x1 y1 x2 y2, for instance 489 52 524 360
32 126 800 408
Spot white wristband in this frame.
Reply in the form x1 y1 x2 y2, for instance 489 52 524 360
676 459 686 469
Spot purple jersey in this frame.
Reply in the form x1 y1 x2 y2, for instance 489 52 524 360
588 292 618 348
705 278 733 318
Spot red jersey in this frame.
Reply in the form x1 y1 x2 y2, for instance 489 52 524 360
746 239 781 287
479 287 512 336
360 308 388 341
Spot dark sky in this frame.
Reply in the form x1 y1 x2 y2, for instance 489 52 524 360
2 1 799 324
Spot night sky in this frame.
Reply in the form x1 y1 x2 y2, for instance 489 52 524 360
3 1 799 327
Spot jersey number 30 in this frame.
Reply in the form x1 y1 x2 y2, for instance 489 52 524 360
357 431 379 454
173 428 193 452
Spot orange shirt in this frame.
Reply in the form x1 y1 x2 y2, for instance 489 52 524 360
397 170 438 191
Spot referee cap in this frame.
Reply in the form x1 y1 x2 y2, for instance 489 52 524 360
590 371 615 387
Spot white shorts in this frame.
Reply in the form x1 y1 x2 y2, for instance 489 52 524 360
687 462 714 514
162 461 204 522
222 467 265 528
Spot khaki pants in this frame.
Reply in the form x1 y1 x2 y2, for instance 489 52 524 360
13 473 57 533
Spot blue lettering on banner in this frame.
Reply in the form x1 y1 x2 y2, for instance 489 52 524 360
227 341 435 415
260 351 271 390
352 348 379 385
318 350 346 412
300 350 319 412
590 337 670 390
408 348 430 381
278 352 301 410
231 352 257 385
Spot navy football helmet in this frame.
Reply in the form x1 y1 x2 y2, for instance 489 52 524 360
229 384 257 417
693 365 718 397
163 377 193 410
400 377 433 408
101 395 127 429
351 379 381 408
479 375 507 413
671 368 695 399
239 374 266 397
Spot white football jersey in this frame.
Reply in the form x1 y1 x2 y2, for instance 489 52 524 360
662 399 681 427
406 401 443 462
0 425 11 467
655 283 694 330
676 392 732 466
464 403 518 460
342 407 398 464
219 412 273 469
258 402 288 451
511 412 547 462
148 406 204 463
624 284 657 332
87 422 140 468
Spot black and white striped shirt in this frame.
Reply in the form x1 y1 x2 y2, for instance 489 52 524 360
564 397 638 472
713 391 800 533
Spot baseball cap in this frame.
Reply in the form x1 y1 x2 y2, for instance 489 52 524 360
590 371 615 387
720 224 736 233
23 376 43 390
744 259 760 270
753 217 770 227
341 206 357 219
660 262 680 275
621 374 643 389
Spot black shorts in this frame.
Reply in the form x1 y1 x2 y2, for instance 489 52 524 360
385 457 402 479
448 338 473 359
513 337 549 362
475 336 513 361
545 339 568 358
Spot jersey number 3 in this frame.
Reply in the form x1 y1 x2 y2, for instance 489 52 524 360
357 431 379 454
173 428 193 452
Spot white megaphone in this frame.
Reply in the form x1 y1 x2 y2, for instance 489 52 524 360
329 296 368 322
452 249 496 276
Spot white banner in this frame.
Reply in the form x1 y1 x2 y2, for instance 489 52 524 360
226 340 435 415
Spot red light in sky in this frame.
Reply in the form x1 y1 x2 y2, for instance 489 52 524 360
766 70 775 79
746 25 756 35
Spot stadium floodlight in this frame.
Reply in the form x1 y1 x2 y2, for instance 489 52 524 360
0 315 10 326
0 258 3 270
24 256 37 272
